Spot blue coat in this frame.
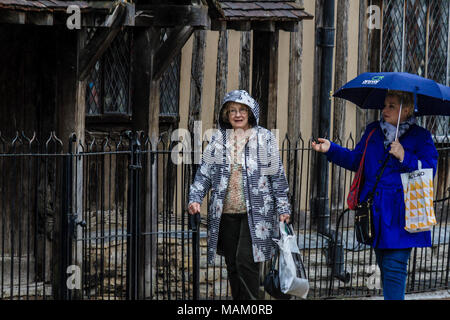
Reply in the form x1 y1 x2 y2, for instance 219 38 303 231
326 121 438 248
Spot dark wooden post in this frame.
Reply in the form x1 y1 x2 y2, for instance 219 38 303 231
239 31 251 92
56 29 86 153
356 0 370 141
332 0 350 210
252 29 279 130
214 30 228 126
287 23 303 221
367 0 382 125
187 29 206 299
131 26 160 299
55 27 87 299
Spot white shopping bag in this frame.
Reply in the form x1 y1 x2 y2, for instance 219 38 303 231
401 160 437 233
272 222 309 299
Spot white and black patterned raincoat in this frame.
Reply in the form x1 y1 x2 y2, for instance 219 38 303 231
188 90 291 264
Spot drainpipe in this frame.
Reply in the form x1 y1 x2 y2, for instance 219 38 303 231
315 0 350 283
315 0 335 241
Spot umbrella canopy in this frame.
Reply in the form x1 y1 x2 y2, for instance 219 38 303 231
333 72 450 116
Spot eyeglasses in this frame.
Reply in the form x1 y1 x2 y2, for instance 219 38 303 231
228 107 248 116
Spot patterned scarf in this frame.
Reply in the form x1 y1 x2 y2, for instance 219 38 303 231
379 116 416 149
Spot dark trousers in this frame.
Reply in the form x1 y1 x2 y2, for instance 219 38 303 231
218 214 261 300
374 248 412 300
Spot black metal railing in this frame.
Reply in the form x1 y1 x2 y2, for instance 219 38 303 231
0 131 448 300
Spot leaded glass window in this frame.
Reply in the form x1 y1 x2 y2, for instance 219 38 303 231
159 28 181 117
379 0 450 139
86 29 132 116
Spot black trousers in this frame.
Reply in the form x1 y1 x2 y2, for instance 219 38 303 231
218 213 261 300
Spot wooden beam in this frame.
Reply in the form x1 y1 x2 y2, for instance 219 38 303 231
333 0 349 143
188 30 207 133
130 27 160 299
288 27 302 141
0 10 25 24
74 3 134 27
356 0 369 140
277 21 299 32
251 21 275 32
332 0 349 209
267 31 279 130
153 26 195 81
136 5 210 28
184 29 206 241
210 19 226 31
252 30 279 128
78 3 127 81
26 11 54 26
214 30 228 125
204 0 225 19
226 21 251 31
367 0 382 124
239 31 251 91
287 25 303 208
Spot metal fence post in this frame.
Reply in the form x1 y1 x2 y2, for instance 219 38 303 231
189 212 200 300
126 131 142 300
60 134 76 300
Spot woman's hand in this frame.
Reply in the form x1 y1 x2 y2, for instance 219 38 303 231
279 214 290 223
311 138 331 153
389 139 405 162
188 202 201 215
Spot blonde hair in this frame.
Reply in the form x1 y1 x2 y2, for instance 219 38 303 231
386 90 415 118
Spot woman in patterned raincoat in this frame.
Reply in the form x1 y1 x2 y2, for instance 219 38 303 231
188 90 291 300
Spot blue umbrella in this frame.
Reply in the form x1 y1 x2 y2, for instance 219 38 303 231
333 72 450 116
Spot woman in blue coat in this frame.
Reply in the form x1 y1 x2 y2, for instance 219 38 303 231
312 90 438 300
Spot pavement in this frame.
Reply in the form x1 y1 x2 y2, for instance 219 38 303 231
352 289 450 300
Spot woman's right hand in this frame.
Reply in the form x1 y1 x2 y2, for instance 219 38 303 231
311 138 331 153
188 202 201 215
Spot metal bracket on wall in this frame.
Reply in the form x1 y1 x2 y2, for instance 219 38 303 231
316 27 336 48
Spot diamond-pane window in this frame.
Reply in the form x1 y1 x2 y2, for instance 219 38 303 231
380 0 450 138
404 0 427 76
381 0 404 72
160 56 181 116
86 29 132 116
86 61 102 115
159 28 180 117
428 1 449 86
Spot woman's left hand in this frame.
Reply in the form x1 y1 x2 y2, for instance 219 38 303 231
279 214 290 223
389 139 405 162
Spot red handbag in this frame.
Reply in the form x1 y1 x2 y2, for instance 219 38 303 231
347 128 376 210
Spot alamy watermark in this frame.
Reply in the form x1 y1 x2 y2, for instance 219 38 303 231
365 265 382 290
66 5 81 30
367 5 381 30
66 265 81 290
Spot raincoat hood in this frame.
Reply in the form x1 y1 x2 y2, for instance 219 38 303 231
218 90 260 129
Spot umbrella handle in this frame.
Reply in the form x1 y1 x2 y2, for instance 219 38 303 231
395 102 403 141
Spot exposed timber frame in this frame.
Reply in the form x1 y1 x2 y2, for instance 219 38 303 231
153 26 195 81
135 4 210 28
78 3 128 81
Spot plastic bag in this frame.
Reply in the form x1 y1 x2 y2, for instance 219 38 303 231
272 222 309 299
401 160 437 233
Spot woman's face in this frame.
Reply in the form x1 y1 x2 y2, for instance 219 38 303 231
382 95 412 126
227 102 250 130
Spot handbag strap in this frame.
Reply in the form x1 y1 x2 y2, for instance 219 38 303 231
358 128 376 170
355 127 390 204
366 154 391 203
270 248 279 271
